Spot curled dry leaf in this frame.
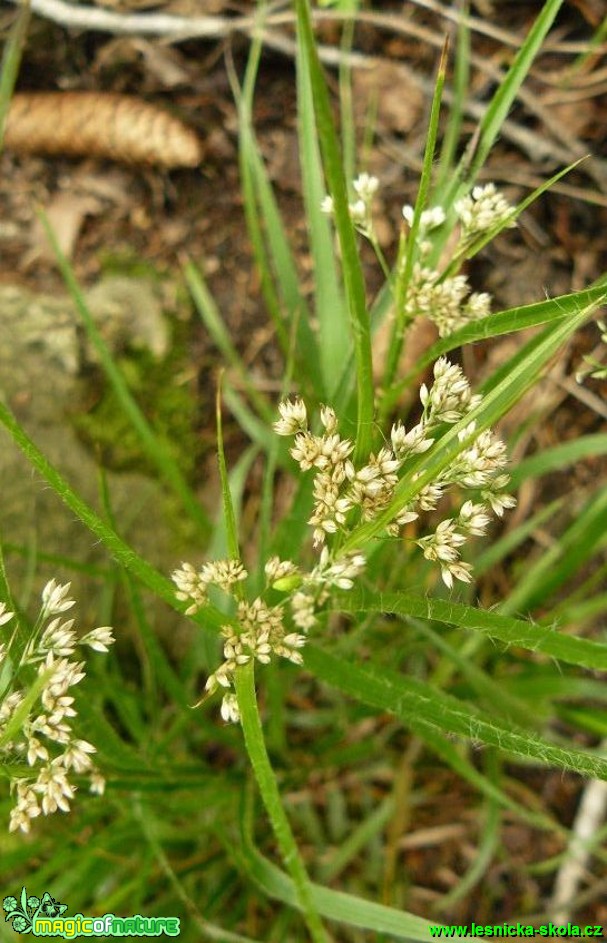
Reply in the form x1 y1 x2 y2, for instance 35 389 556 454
4 92 203 168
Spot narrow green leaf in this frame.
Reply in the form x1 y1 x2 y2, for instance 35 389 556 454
235 662 330 943
231 9 323 394
383 284 607 414
340 588 607 672
304 645 607 779
236 823 440 940
475 499 563 575
297 33 348 397
411 725 558 831
383 40 448 392
185 262 273 424
436 4 469 190
0 669 49 749
295 0 374 462
457 0 565 186
501 484 607 616
216 378 240 562
0 400 226 635
509 434 607 488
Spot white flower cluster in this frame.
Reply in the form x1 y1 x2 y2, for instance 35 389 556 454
403 263 492 338
401 205 446 257
172 558 247 616
0 581 115 834
321 172 379 239
400 186 515 336
275 358 515 589
172 549 365 724
454 183 516 238
322 177 515 337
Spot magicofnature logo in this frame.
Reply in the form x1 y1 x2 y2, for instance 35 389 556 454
3 888 67 934
3 887 180 937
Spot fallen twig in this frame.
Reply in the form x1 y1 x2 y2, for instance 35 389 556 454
549 747 607 924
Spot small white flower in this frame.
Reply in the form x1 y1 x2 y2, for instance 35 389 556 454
320 405 338 435
391 421 434 458
348 199 367 225
41 580 75 618
8 784 41 833
40 654 86 696
35 763 75 815
320 195 334 215
353 172 379 202
171 562 209 614
89 771 106 795
62 739 96 773
402 204 445 231
3 579 113 835
291 592 317 631
220 693 240 724
40 618 77 657
455 183 516 237
441 561 474 589
464 292 492 322
81 626 115 653
264 557 299 586
459 501 491 536
0 691 24 723
200 559 248 594
290 431 323 470
394 507 419 528
417 482 444 512
424 358 478 423
484 489 517 517
40 692 76 718
274 397 308 436
403 264 492 337
27 737 49 767
0 602 14 626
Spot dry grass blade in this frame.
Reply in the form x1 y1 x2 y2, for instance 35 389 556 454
4 92 203 167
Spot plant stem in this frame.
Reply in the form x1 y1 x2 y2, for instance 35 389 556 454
235 661 331 943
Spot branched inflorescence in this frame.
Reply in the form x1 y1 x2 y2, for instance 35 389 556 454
323 175 516 337
172 547 365 725
172 179 519 724
173 358 515 723
0 581 115 833
401 184 516 336
275 364 515 587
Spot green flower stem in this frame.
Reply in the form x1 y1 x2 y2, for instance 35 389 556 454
234 662 331 943
381 39 447 400
295 0 373 465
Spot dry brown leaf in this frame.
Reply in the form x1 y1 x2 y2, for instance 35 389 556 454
27 191 103 263
4 92 203 168
352 62 425 136
93 38 194 89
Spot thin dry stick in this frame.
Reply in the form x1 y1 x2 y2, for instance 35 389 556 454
549 750 607 924
3 0 603 55
2 0 237 38
405 0 607 54
245 20 602 182
4 0 605 186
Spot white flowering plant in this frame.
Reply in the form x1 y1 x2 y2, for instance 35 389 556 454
0 580 114 833
1 0 607 938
